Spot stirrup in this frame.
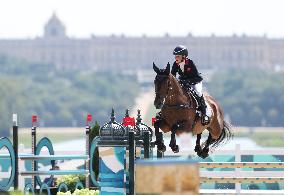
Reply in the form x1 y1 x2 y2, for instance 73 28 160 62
201 115 210 125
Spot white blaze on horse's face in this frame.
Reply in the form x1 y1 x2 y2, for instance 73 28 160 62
154 74 169 109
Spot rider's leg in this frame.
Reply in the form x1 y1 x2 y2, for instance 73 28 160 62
199 95 210 125
192 82 210 125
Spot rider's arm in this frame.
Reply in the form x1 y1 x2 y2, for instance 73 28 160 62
188 60 199 75
188 60 203 83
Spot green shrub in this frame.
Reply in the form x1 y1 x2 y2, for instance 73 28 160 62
57 191 72 195
57 175 85 192
57 189 99 195
90 122 100 181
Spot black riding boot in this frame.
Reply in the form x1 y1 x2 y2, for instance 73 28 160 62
199 95 210 125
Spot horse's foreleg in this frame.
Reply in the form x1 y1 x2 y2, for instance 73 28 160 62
153 116 167 153
169 123 184 153
194 133 202 155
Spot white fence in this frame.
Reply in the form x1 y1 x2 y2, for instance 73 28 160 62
194 144 284 194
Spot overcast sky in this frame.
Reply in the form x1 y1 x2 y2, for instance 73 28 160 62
0 0 283 38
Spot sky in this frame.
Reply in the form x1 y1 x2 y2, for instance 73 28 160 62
0 0 283 38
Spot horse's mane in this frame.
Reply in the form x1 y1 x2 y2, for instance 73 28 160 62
169 74 184 95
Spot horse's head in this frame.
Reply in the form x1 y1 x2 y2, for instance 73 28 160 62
153 62 171 109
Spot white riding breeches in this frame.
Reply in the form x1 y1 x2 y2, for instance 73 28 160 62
190 82 203 97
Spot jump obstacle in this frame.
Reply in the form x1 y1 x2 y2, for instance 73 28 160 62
0 113 92 194
1 109 284 194
0 109 168 194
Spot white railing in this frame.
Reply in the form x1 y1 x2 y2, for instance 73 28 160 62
162 143 284 194
164 144 284 156
196 144 284 194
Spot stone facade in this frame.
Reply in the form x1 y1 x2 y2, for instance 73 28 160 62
0 13 283 71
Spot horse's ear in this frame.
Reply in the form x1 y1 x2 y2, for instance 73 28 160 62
165 62 170 75
153 62 160 74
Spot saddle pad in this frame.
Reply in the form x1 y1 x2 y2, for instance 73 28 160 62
205 101 213 118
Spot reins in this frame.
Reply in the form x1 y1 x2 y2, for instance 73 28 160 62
157 75 194 109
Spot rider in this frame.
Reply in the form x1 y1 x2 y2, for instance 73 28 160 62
171 45 209 125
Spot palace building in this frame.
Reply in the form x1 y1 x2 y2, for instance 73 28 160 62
0 13 283 71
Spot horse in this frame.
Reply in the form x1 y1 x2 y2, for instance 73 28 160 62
152 63 233 158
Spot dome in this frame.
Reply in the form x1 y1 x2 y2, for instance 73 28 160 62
99 109 128 140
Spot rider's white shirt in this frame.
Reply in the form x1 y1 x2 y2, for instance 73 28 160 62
179 61 185 72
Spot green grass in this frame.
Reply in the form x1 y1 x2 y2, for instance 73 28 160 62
9 133 84 147
6 191 23 195
245 132 284 147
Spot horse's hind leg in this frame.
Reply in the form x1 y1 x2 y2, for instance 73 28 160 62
194 133 202 156
199 133 215 159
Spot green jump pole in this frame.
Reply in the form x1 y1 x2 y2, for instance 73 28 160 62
31 115 37 189
128 130 135 195
85 114 92 189
157 132 164 158
12 114 18 190
143 131 150 159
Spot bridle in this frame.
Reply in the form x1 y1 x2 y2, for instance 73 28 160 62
155 74 193 109
154 74 170 103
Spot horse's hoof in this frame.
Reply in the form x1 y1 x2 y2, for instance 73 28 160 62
200 153 209 159
194 145 202 153
158 144 166 153
199 150 209 159
169 141 176 148
203 148 209 154
171 145 179 153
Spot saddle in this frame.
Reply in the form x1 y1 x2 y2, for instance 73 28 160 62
179 80 199 105
179 80 212 121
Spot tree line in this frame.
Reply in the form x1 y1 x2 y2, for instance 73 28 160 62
1 53 284 136
206 68 284 127
0 55 139 136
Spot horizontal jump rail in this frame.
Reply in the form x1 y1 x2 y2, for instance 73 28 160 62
200 171 284 177
199 162 284 169
200 189 284 194
19 154 89 160
200 177 284 183
20 169 89 176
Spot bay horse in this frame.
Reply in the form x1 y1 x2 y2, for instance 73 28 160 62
153 63 233 158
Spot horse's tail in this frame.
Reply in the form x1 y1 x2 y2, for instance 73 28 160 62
203 92 234 148
212 120 234 148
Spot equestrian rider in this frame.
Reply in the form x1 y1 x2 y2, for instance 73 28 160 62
171 45 209 125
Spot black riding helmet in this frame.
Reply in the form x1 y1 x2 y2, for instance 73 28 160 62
173 45 188 57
